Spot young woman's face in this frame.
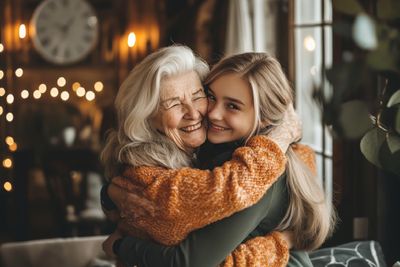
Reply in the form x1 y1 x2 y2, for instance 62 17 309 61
152 71 208 151
207 73 255 144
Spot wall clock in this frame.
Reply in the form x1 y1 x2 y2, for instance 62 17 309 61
31 0 99 65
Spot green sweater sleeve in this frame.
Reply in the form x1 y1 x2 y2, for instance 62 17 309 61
117 174 287 267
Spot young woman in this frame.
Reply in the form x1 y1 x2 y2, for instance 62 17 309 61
102 51 335 266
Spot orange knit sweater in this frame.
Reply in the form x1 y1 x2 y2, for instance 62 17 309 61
112 136 316 266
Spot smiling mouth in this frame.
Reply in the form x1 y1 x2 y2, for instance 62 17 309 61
209 123 229 131
180 122 202 132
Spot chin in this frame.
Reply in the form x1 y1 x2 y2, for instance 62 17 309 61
183 131 207 149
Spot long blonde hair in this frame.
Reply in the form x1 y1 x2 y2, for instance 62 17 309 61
205 53 336 250
101 45 209 178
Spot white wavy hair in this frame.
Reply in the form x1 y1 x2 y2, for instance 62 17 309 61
101 45 209 177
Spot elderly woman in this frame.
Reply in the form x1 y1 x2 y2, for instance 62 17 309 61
101 45 305 266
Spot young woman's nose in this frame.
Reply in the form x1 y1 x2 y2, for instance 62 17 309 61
207 103 223 121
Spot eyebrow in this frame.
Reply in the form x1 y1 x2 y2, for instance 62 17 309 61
161 88 205 105
208 88 245 106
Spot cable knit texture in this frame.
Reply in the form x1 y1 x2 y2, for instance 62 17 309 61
111 137 316 266
221 231 290 267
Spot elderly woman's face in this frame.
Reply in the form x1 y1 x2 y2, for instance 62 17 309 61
152 71 208 151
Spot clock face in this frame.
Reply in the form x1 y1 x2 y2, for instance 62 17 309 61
31 0 99 65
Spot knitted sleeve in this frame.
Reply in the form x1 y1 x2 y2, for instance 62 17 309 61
112 136 286 245
220 232 290 267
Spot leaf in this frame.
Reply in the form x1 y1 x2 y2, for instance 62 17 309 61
339 100 373 139
377 0 400 20
379 139 400 176
387 90 400 107
360 127 386 168
353 14 377 50
387 133 400 153
367 40 399 72
333 0 364 16
396 109 400 134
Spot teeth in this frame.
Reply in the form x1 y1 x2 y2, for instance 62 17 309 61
210 123 227 131
181 122 202 132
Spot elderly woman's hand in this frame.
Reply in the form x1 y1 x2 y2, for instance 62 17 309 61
267 103 302 152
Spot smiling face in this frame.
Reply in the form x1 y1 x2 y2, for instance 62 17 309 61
207 73 256 144
152 71 208 151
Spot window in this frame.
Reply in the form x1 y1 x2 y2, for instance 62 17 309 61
292 0 333 201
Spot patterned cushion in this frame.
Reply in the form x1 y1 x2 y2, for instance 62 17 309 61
309 241 387 267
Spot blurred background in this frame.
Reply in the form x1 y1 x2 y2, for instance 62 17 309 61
0 0 399 265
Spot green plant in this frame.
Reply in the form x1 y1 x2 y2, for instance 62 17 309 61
316 0 400 176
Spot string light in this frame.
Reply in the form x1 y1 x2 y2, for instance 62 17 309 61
304 36 316 51
2 158 12 168
72 82 81 91
50 87 59 97
0 106 3 115
6 112 13 122
94 81 103 92
19 24 27 39
85 91 95 101
33 90 41 99
6 94 14 104
60 91 69 101
128 32 136 47
3 182 12 192
9 142 18 152
0 43 4 53
21 90 29 99
38 83 47 93
76 87 86 97
0 70 4 80
0 87 5 96
57 77 66 87
5 136 14 146
15 68 23 77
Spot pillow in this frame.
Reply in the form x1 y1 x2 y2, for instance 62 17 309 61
309 241 387 267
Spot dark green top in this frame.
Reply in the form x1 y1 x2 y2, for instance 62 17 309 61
105 140 312 266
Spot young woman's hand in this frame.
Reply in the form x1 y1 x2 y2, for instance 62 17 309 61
102 230 123 258
108 182 157 218
267 103 302 152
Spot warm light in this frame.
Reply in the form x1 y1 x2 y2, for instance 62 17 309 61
21 90 29 99
85 91 95 101
57 77 66 87
33 90 41 99
50 87 59 97
0 106 3 116
0 43 4 53
94 81 103 92
3 181 12 192
6 94 14 104
0 87 5 96
76 87 86 97
6 112 13 122
5 136 14 146
3 158 12 168
19 24 27 39
304 36 316 51
60 91 69 101
128 32 136 47
72 82 81 91
15 68 23 77
9 142 18 152
0 70 4 80
38 83 47 93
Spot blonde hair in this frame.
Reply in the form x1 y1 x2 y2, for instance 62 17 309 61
205 53 336 250
101 45 209 178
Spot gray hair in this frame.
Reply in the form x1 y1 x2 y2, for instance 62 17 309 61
101 45 209 178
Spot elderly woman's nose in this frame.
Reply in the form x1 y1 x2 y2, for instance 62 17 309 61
183 103 201 119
